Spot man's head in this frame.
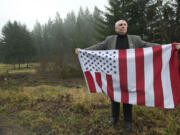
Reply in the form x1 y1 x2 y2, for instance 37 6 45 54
115 20 128 35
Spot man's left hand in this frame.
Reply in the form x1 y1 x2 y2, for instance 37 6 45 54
175 43 180 50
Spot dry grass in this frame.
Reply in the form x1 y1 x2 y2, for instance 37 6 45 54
0 82 179 135
0 63 38 75
0 62 179 135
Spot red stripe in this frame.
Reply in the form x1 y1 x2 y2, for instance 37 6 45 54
106 74 114 100
95 72 103 92
135 48 145 106
169 45 180 107
119 50 129 104
95 72 102 88
84 71 96 93
153 46 164 108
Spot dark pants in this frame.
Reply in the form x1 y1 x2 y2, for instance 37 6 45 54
111 100 132 122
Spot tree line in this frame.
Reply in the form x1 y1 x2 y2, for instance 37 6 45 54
0 0 179 72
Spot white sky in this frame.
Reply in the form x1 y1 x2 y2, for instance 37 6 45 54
0 0 108 32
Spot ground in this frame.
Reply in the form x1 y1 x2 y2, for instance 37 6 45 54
0 114 32 135
0 72 179 135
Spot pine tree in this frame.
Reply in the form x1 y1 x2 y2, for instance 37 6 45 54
174 0 180 42
103 0 126 36
1 21 36 68
95 0 143 37
92 7 106 40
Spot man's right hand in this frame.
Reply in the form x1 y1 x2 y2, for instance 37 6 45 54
75 48 80 54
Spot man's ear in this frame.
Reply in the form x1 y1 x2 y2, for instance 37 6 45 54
115 27 117 33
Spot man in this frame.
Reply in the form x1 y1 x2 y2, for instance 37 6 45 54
75 20 180 131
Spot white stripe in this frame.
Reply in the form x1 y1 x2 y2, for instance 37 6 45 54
91 72 102 93
112 52 121 102
84 74 91 93
126 49 137 104
112 74 121 102
161 45 174 108
144 47 154 107
101 73 108 96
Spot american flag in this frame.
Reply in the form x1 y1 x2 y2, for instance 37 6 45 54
78 44 180 108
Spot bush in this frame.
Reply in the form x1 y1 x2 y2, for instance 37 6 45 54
37 61 82 79
59 66 82 79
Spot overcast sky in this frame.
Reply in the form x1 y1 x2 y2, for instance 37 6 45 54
0 0 108 33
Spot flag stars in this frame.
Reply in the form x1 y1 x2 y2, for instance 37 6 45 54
80 50 118 74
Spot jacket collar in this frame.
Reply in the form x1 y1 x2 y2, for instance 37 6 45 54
112 34 133 49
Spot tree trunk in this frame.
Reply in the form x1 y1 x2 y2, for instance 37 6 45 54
27 63 29 68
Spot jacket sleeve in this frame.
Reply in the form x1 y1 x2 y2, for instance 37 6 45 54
85 37 108 50
137 36 160 48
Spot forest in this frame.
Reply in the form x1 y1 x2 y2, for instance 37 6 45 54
0 0 179 76
0 0 179 134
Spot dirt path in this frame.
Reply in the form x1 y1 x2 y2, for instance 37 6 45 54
0 114 33 135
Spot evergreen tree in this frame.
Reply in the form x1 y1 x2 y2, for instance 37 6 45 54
103 0 126 36
173 0 180 42
1 21 36 68
126 0 150 37
145 0 177 43
92 7 106 40
95 0 145 37
64 11 76 50
74 7 95 48
32 21 43 60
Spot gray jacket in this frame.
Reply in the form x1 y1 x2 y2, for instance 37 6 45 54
86 35 158 50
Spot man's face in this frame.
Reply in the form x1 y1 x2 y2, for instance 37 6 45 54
115 20 127 35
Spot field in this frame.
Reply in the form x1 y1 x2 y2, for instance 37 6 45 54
0 64 179 135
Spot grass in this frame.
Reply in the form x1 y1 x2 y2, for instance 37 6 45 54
0 63 38 75
0 63 179 135
0 81 179 135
